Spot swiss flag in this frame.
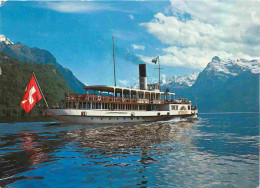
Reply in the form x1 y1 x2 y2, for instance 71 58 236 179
21 74 42 113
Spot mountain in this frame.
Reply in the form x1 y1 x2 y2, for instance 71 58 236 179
206 56 259 75
194 56 259 89
162 73 199 89
167 56 259 113
0 35 13 45
131 83 139 89
131 73 198 90
0 52 72 111
0 36 85 94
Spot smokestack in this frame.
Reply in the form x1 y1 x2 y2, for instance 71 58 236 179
139 64 147 90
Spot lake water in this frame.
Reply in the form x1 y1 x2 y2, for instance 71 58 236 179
0 113 259 187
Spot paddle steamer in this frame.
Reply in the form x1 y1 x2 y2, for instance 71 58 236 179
44 63 198 124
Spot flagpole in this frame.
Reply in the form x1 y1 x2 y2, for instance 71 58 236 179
158 56 160 91
112 37 116 87
32 72 49 108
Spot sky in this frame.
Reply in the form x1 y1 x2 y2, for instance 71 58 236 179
0 0 259 87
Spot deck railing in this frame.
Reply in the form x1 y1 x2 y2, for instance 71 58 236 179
65 94 165 104
153 99 163 104
65 94 191 104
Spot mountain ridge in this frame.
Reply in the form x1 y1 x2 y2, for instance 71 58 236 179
168 56 259 113
162 73 199 89
0 36 85 94
162 56 259 91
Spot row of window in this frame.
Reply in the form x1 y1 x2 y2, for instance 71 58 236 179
171 105 178 110
171 105 191 111
65 102 146 110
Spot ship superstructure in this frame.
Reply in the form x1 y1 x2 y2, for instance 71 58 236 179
45 64 198 124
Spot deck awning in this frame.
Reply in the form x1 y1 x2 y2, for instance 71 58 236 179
83 85 173 95
84 85 116 92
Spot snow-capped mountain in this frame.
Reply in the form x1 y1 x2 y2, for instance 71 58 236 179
0 35 13 45
204 56 259 77
162 73 199 89
131 73 199 89
131 83 139 89
0 0 8 7
193 56 259 90
161 56 259 112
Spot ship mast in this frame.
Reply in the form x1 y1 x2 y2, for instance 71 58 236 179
158 56 160 91
154 56 163 91
112 37 116 87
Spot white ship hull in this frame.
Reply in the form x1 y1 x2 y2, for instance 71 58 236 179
43 109 198 125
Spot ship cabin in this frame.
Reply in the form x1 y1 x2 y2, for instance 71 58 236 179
63 64 193 113
64 84 191 112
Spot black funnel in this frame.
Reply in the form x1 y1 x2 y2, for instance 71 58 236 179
139 64 146 77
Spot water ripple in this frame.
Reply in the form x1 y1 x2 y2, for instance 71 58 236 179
0 113 259 187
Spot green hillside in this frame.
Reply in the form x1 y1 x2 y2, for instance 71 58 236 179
0 42 85 94
0 52 72 112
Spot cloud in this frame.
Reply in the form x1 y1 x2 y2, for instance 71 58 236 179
139 47 234 69
41 2 130 13
118 80 129 86
140 0 260 70
131 44 145 50
129 14 135 20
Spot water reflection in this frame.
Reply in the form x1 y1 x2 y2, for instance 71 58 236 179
67 121 195 150
0 114 258 187
0 131 64 187
0 121 195 182
0 133 47 186
20 133 49 166
63 121 197 172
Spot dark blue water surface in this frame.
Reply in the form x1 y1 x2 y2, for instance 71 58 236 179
0 113 259 187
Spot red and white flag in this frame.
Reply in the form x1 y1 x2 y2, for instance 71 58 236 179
21 74 42 113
